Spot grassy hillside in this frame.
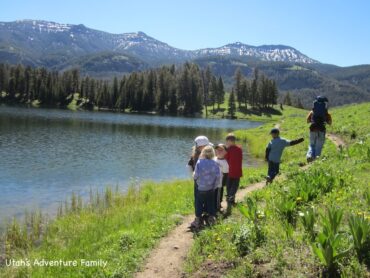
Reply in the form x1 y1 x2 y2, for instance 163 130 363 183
203 92 289 121
185 103 370 277
0 104 369 277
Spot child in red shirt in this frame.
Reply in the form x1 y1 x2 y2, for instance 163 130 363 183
225 133 243 215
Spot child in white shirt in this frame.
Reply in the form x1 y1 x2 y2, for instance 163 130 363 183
214 144 229 211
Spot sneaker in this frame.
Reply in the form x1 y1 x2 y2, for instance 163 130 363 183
190 217 201 229
225 203 232 216
207 216 216 226
266 176 272 184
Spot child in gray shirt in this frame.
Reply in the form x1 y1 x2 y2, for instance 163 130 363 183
265 128 304 183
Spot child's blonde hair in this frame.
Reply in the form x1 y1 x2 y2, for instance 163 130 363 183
200 146 215 159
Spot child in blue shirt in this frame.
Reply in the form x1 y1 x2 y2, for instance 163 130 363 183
191 146 220 229
265 128 304 183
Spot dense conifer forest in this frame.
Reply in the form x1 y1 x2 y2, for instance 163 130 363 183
0 63 278 116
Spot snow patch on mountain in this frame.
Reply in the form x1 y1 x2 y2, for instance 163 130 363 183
1 20 319 64
194 43 317 63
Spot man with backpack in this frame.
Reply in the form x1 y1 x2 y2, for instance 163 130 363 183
306 96 332 162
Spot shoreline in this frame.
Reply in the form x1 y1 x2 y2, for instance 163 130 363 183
0 102 279 122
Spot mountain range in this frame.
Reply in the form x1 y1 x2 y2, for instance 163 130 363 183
1 19 370 107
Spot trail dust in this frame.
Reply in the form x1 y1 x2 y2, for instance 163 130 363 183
135 180 266 278
135 134 344 278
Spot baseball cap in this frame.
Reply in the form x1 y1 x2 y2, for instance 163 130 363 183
194 136 213 147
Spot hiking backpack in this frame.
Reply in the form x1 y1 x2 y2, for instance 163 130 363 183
312 96 328 126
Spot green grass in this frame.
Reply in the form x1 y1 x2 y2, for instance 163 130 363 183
203 92 286 121
286 65 309 71
185 102 370 277
1 180 194 277
330 102 370 142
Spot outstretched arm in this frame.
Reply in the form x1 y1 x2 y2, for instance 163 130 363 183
290 138 304 146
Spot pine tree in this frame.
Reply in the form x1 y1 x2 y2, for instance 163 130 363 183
112 77 119 109
143 70 156 111
209 76 218 112
241 79 249 108
156 71 167 114
168 87 178 115
118 76 126 111
284 92 292 106
228 89 236 119
216 76 225 109
250 69 259 108
270 80 278 107
234 68 243 108
202 65 212 117
296 98 304 109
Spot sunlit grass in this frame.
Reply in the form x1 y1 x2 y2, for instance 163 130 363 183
185 102 370 277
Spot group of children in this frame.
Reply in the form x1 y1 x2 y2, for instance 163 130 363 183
188 130 304 230
188 133 242 229
187 96 333 230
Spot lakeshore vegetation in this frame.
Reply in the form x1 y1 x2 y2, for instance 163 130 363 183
0 103 369 277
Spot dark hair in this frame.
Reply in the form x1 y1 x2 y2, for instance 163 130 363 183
270 128 280 135
215 143 227 150
226 133 236 141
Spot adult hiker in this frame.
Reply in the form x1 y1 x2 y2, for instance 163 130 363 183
188 136 213 228
306 96 332 162
224 133 243 215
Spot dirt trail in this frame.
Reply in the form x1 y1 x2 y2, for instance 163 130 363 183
135 133 345 278
134 181 266 278
326 133 346 149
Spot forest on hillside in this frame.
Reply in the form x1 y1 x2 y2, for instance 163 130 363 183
0 63 278 116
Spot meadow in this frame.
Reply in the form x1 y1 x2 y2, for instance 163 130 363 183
185 103 370 277
0 103 369 277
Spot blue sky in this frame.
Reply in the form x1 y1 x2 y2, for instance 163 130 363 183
2 0 370 66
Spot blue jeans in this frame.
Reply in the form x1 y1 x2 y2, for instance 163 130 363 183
307 131 326 159
267 161 280 180
195 189 216 217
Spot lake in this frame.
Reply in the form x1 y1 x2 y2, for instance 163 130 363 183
0 106 261 222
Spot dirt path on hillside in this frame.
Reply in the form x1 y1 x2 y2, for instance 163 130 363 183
326 133 346 149
135 133 345 278
134 181 266 278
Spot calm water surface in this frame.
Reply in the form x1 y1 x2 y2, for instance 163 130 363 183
0 106 261 221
